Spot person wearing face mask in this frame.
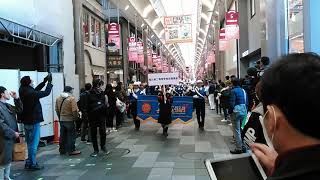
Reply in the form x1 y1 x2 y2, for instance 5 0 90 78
55 86 81 156
19 74 53 170
0 86 23 180
128 82 141 131
193 80 207 130
87 79 109 157
251 53 320 179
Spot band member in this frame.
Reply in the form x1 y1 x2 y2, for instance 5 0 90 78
158 86 173 136
128 82 141 130
193 80 207 130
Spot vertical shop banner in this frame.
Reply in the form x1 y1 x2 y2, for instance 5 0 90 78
164 15 193 44
137 96 193 124
156 56 162 71
137 42 144 64
207 50 215 64
128 37 138 62
147 49 153 67
219 28 228 51
107 23 121 52
225 11 240 40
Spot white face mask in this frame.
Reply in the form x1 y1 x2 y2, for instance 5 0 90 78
259 106 277 149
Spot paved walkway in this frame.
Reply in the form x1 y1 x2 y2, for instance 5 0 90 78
11 107 239 180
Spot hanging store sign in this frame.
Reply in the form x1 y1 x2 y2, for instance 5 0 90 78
137 42 144 64
107 56 123 68
128 37 138 62
164 15 193 44
147 49 153 68
107 23 121 52
219 28 228 51
225 11 240 40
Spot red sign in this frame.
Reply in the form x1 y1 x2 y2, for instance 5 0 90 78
107 23 121 51
137 42 144 64
226 25 239 40
225 11 239 26
147 49 152 67
219 28 228 51
128 37 138 62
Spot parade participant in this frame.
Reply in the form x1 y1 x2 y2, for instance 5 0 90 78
87 79 108 157
175 82 184 96
193 80 207 130
158 86 173 136
55 86 81 156
128 82 141 130
115 82 126 129
19 74 53 170
0 87 22 180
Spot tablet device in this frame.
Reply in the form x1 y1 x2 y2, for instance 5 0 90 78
205 153 267 180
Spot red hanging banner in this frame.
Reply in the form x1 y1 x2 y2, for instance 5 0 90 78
136 42 144 64
128 37 138 62
107 23 121 52
225 11 240 40
219 28 228 51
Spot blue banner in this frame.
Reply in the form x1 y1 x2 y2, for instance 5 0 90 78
137 95 193 124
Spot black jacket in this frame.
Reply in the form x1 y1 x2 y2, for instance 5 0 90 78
268 145 320 180
0 98 23 165
157 93 173 125
19 81 53 124
87 88 106 116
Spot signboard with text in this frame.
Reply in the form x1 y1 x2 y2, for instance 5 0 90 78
128 37 138 62
225 11 240 40
164 15 193 44
148 72 179 86
137 96 193 124
107 23 121 53
219 28 228 51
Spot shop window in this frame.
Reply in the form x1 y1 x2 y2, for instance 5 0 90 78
96 21 101 48
288 0 304 53
82 11 89 43
91 17 96 46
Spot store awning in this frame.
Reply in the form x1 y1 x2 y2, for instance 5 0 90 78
0 17 61 47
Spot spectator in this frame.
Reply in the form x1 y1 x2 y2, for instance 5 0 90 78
251 53 320 179
87 79 108 157
115 82 127 129
241 81 266 150
208 81 216 110
229 78 248 154
0 87 22 180
257 56 270 77
55 86 81 156
128 82 141 130
19 74 53 170
218 82 231 124
79 83 92 143
105 84 116 132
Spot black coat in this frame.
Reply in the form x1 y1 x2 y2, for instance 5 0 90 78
0 99 23 165
87 88 106 125
158 93 173 125
268 145 320 180
19 82 53 124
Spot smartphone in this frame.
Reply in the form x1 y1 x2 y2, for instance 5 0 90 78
205 153 267 180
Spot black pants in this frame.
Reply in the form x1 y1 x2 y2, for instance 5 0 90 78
115 109 124 128
195 99 205 128
106 108 115 128
89 115 106 152
59 121 76 154
80 116 91 141
131 102 140 129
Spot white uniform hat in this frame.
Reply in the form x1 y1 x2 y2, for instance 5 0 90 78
133 82 140 86
196 80 203 84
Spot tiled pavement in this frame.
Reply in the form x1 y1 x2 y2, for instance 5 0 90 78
11 107 239 180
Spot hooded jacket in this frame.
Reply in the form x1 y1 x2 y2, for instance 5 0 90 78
55 92 79 122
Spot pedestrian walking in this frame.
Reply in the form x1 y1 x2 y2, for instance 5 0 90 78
193 80 207 130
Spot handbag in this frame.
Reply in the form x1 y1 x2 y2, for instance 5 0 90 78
116 98 126 113
13 143 26 161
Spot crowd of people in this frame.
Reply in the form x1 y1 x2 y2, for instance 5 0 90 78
1 53 320 179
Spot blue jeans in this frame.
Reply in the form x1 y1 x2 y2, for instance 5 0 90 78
24 123 40 166
231 104 247 150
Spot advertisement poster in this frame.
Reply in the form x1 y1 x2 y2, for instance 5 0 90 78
137 96 193 124
107 23 121 52
147 49 153 67
148 72 179 86
128 37 138 62
164 15 193 44
225 11 240 40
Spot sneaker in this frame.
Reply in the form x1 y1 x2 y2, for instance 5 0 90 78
112 127 118 132
230 149 245 154
86 141 92 145
221 119 228 122
90 151 99 157
228 122 233 126
28 163 44 171
101 147 111 155
69 150 81 156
